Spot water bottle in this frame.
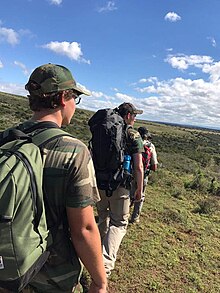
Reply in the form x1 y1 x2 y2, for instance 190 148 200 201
123 155 131 173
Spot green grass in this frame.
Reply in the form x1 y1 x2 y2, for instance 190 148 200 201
108 182 220 292
0 91 220 292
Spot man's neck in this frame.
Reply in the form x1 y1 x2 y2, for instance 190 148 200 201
31 111 62 127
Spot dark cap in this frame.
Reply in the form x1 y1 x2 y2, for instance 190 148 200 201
117 102 143 117
138 126 151 139
25 63 91 96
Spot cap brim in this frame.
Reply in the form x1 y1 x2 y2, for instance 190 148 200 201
73 85 91 96
134 109 143 114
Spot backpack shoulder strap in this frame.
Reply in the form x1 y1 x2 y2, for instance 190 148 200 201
22 121 59 134
31 128 73 236
31 128 73 147
124 124 132 140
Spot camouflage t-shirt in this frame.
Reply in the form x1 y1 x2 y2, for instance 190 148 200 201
18 121 100 293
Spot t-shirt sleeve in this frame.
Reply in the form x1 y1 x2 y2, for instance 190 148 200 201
66 141 100 208
43 135 100 209
127 128 144 155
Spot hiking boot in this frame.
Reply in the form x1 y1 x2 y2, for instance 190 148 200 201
129 216 140 224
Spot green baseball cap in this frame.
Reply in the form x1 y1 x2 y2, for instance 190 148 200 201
25 63 91 96
117 102 143 116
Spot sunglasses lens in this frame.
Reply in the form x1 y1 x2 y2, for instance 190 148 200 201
74 96 81 105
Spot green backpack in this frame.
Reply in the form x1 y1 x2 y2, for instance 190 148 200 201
0 126 70 292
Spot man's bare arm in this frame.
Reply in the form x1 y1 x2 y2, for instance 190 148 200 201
67 206 107 293
132 152 143 201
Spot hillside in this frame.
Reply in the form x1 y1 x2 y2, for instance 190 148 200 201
0 91 220 292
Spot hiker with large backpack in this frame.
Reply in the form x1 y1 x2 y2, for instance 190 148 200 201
88 102 144 277
130 126 158 223
0 64 107 293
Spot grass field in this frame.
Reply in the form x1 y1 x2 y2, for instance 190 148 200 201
0 91 220 292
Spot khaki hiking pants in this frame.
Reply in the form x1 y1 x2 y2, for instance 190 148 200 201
97 186 130 276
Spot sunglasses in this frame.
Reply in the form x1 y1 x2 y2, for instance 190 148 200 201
71 92 81 105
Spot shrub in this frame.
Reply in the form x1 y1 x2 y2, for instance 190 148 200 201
207 177 220 196
184 169 207 192
170 186 185 199
193 198 220 215
160 208 187 224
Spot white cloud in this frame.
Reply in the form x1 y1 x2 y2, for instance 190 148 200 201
133 56 220 128
0 82 27 96
38 51 220 129
202 62 220 82
165 54 213 71
14 61 29 76
164 12 181 22
49 0 62 5
127 54 220 127
115 92 133 102
0 26 19 45
2 62 220 128
80 90 119 111
19 29 35 39
97 1 118 13
0 60 3 68
139 78 148 83
207 37 217 48
42 41 91 64
91 91 105 98
138 77 158 84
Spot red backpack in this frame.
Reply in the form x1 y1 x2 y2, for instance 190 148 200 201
142 143 152 172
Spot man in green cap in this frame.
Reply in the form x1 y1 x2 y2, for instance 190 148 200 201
2 64 107 293
96 102 144 277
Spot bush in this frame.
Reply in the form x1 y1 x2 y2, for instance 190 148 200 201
207 177 220 196
193 198 220 215
160 208 187 224
170 186 185 199
184 169 207 192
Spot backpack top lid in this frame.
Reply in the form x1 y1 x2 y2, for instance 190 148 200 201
138 126 151 140
88 108 123 126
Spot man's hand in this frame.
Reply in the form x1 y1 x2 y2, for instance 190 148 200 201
88 280 107 293
134 188 142 202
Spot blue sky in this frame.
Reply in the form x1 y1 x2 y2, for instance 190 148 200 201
1 0 220 129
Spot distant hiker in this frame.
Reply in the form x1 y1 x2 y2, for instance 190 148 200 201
130 126 158 223
89 102 144 277
0 64 107 293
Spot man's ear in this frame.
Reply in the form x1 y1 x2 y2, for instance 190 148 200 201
126 112 131 119
60 91 66 107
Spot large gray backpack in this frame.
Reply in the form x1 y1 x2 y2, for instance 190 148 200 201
0 126 70 292
88 108 132 194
